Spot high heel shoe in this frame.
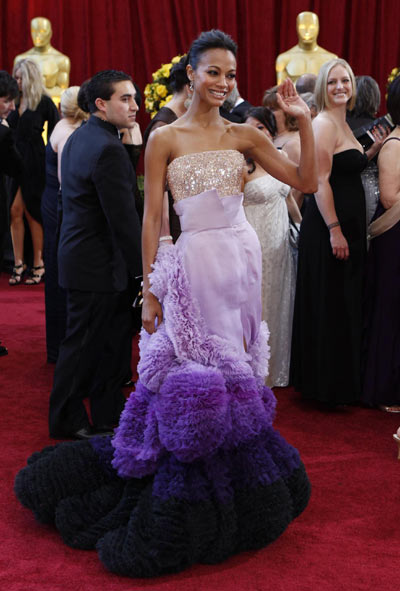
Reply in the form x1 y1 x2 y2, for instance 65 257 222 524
24 264 45 285
9 263 26 285
393 428 400 460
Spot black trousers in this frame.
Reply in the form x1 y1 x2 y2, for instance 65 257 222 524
48 289 129 436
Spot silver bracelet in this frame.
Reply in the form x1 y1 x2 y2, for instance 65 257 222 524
159 235 173 242
327 221 340 230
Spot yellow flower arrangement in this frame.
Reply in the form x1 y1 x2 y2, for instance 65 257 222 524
145 54 185 118
387 67 400 88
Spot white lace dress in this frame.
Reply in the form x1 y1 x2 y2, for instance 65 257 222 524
244 174 295 387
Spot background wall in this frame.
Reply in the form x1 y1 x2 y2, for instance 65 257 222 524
1 0 399 131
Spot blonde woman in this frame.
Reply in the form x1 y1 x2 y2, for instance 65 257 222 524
8 58 59 285
291 59 384 406
49 86 88 182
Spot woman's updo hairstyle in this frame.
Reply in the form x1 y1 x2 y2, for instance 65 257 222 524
170 56 189 93
186 29 237 70
387 75 400 125
60 86 88 122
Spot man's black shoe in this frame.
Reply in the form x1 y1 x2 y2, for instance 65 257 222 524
73 427 98 440
50 426 106 440
94 425 115 435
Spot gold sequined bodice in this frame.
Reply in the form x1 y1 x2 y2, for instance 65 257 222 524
167 150 244 202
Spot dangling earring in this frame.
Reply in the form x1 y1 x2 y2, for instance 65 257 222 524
189 80 194 92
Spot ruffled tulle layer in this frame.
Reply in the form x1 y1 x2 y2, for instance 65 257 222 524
15 431 310 578
15 222 310 577
111 243 274 479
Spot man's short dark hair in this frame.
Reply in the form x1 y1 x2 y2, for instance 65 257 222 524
87 70 132 113
295 73 317 95
0 70 19 100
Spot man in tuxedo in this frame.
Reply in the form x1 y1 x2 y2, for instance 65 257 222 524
220 82 252 123
0 71 23 356
49 70 142 439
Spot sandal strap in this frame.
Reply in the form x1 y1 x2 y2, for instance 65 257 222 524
25 266 45 284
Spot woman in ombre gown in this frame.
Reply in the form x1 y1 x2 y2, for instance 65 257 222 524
15 30 316 578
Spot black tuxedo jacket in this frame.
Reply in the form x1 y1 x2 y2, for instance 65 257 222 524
220 99 253 123
59 115 142 292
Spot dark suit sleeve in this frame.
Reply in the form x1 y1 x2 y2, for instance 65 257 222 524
0 125 23 178
93 143 142 277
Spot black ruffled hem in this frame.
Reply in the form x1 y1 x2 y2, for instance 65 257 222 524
15 440 310 578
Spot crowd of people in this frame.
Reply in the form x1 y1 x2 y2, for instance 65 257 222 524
0 27 398 578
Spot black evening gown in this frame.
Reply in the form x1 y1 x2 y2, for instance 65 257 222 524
291 149 367 404
8 95 59 222
362 203 400 406
41 142 66 363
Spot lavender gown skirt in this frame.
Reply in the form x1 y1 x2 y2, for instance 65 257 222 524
15 190 310 578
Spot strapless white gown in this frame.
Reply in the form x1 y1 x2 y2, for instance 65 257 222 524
244 174 295 387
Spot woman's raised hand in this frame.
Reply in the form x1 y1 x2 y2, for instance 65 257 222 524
276 79 310 120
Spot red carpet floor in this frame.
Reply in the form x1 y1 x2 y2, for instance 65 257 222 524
0 272 398 591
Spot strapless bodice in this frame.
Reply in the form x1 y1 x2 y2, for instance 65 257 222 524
244 174 290 206
331 149 368 176
167 150 244 202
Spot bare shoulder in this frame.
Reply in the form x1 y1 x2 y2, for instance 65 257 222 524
312 113 337 134
146 124 174 153
379 133 400 164
50 118 70 144
283 135 300 162
381 133 400 152
225 121 265 151
313 113 339 149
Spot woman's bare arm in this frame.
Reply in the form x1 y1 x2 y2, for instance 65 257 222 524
243 80 317 194
141 128 171 333
313 117 349 260
378 139 400 209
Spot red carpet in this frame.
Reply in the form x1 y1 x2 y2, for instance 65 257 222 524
0 272 398 591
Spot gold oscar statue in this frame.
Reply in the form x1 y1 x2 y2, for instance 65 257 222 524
14 17 70 105
276 12 337 85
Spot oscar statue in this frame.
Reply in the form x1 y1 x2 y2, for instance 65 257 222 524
14 17 70 105
276 12 337 85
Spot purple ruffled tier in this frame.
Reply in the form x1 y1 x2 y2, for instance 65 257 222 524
112 373 276 478
112 242 275 478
